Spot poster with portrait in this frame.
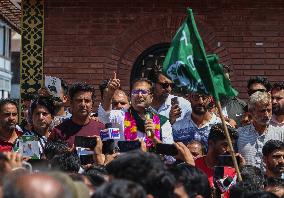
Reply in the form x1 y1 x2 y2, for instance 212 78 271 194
18 135 40 159
44 75 61 98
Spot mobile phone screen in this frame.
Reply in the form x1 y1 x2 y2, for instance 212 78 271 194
117 141 141 152
102 139 116 154
79 154 94 165
171 97 179 106
156 143 178 156
74 136 97 148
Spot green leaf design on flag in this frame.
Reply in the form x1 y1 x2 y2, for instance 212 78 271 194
163 8 238 101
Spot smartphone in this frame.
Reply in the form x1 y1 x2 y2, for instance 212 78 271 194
156 143 178 156
79 154 94 165
74 136 97 148
117 141 141 152
171 97 179 106
218 154 241 167
102 139 116 154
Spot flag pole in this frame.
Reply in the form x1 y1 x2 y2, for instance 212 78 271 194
215 101 243 181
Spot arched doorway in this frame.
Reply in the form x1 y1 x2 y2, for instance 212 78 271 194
130 43 170 83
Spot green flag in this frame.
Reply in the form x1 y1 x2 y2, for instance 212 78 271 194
162 8 238 101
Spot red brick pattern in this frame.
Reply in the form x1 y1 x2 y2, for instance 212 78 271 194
44 0 284 102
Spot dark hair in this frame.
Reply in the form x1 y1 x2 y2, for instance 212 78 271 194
99 80 109 100
21 93 37 101
265 177 284 188
247 76 271 91
271 82 284 92
188 140 206 156
262 140 284 157
84 165 108 187
0 99 18 112
240 165 265 191
50 152 81 173
148 69 163 83
30 96 55 116
92 179 147 198
60 79 69 96
69 82 95 101
106 150 175 198
244 191 278 198
208 123 238 143
170 163 211 198
43 139 70 160
130 78 154 94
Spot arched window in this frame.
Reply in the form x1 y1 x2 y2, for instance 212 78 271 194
131 43 170 82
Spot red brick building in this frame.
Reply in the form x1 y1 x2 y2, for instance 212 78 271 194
43 0 284 100
1 0 284 101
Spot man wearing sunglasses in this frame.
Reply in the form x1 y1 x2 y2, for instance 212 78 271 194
98 75 174 146
270 82 284 128
172 92 221 149
247 76 271 97
148 69 191 124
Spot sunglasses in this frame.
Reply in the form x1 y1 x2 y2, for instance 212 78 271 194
131 89 150 95
158 82 174 89
248 89 266 96
189 94 210 101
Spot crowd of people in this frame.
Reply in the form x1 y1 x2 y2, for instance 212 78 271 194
0 67 283 198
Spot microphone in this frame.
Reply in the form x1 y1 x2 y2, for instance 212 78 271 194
145 107 154 137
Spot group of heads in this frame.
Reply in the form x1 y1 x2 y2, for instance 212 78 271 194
245 76 284 127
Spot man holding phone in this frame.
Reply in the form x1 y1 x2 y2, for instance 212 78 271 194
194 124 243 197
148 69 191 123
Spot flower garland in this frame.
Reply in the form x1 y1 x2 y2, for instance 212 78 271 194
124 111 161 147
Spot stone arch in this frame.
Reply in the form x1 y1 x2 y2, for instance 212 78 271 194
109 14 233 90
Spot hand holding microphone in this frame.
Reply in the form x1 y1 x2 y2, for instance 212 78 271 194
145 110 155 138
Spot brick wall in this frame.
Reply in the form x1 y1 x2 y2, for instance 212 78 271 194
44 0 284 103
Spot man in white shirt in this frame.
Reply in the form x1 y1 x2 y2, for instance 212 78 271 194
237 91 284 170
98 76 174 145
148 69 191 123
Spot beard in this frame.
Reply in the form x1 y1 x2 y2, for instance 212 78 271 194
2 122 16 132
269 163 284 175
192 105 207 115
273 104 284 116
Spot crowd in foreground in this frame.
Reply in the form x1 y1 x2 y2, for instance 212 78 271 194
0 67 284 198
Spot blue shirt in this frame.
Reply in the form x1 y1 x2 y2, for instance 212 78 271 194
172 112 221 149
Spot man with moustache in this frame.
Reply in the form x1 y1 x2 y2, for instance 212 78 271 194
148 69 191 123
23 97 55 154
0 99 22 152
237 91 284 170
50 82 104 147
270 82 284 128
262 140 284 178
99 77 173 146
172 92 221 150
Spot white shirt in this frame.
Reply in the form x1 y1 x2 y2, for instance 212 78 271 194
237 123 284 170
270 115 284 128
156 94 191 121
97 104 174 144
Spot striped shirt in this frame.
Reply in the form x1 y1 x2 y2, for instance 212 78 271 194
237 123 284 170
